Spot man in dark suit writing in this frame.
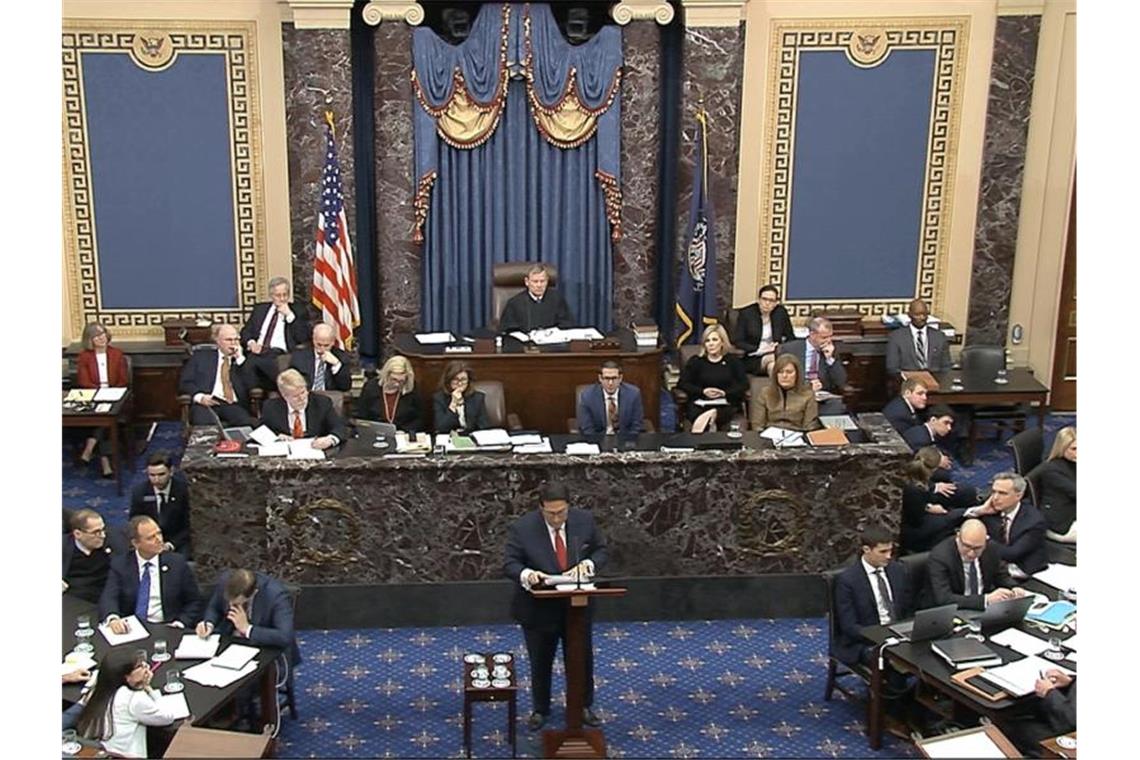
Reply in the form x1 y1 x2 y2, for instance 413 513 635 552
129 451 192 558
925 519 1025 611
504 482 607 731
257 369 346 450
196 568 301 666
498 264 574 333
99 516 201 632
834 525 913 668
577 360 644 436
178 323 255 426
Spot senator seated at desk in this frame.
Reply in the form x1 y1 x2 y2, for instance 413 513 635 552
778 316 847 415
732 284 795 376
678 324 749 433
258 369 347 450
63 508 126 604
576 360 644 436
100 516 202 632
289 322 351 392
179 323 256 427
1039 426 1076 543
433 360 492 434
753 354 821 432
196 568 301 666
129 451 192 558
498 264 574 333
75 320 130 478
356 355 424 432
925 519 1025 611
241 276 310 391
965 471 1048 578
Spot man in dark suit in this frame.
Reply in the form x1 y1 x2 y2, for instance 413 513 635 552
903 404 956 454
196 568 301 666
778 316 847 414
886 299 951 375
498 264 575 333
129 451 192 558
241 277 310 390
257 368 346 449
503 482 608 731
577 361 644 436
970 472 1048 576
732 284 796 375
925 519 1025 611
289 322 351 392
834 525 913 668
178 323 256 426
99 516 202 631
883 377 930 435
63 509 127 604
998 669 1076 754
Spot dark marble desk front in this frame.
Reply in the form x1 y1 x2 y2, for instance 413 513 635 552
184 415 911 585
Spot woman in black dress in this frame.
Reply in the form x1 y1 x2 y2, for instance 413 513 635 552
678 324 749 433
1039 426 1076 542
356 355 424 432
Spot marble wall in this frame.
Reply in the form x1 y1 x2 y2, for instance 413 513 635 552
677 24 746 315
372 23 421 348
966 15 1041 346
281 25 355 313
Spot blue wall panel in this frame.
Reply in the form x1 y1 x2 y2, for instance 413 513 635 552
81 52 238 309
785 49 935 301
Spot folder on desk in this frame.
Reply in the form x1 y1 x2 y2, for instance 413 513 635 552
806 428 848 446
931 638 1002 670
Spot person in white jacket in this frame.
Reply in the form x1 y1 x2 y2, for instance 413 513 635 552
75 648 181 758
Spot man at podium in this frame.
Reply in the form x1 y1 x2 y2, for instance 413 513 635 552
504 482 607 731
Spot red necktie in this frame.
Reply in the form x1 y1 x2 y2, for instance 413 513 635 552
554 529 568 571
292 411 303 438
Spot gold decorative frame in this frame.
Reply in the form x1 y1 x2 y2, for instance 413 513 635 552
759 18 969 318
62 21 268 337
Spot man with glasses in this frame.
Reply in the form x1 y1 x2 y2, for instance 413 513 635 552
778 316 848 414
504 482 608 731
577 360 644 436
926 519 1024 610
732 284 796 376
62 509 126 603
257 369 346 450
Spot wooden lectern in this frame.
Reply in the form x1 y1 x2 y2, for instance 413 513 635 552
530 584 626 759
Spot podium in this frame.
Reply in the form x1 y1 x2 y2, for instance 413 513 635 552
530 583 626 759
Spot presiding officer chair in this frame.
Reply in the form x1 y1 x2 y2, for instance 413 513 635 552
567 383 655 434
489 262 560 330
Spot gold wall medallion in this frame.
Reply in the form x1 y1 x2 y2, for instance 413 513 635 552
128 32 176 70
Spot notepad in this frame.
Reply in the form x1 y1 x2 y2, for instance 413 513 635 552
1025 600 1076 627
175 633 220 660
93 387 127 402
98 616 149 646
158 691 190 719
182 660 258 688
471 428 512 447
287 439 326 460
564 442 600 455
414 332 456 344
210 643 259 670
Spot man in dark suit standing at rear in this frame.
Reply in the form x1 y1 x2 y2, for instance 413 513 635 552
834 525 913 668
577 361 644 436
129 451 192 558
241 276 310 391
504 482 607 731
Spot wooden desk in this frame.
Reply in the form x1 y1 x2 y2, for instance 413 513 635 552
62 391 134 495
462 652 517 758
1040 732 1077 758
928 367 1049 458
394 331 662 434
64 340 191 422
163 725 274 758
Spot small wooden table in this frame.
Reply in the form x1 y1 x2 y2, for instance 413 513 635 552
163 724 275 758
462 652 518 758
928 367 1049 458
1040 732 1077 758
61 391 134 494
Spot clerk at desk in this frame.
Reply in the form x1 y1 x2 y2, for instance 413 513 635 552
499 264 574 333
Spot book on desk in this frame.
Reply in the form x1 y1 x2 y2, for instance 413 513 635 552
931 637 1003 670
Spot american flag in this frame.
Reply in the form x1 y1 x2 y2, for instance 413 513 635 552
311 112 360 349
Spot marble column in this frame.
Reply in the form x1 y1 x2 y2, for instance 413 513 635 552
372 24 420 348
613 23 662 328
281 24 355 311
966 15 1041 346
677 24 745 316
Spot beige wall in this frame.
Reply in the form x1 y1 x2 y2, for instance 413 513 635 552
733 0 999 331
61 0 293 344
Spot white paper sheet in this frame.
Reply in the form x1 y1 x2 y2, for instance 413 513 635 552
414 332 456 344
693 398 728 407
760 427 806 447
98 616 149 646
514 439 553 454
471 428 512 446
65 389 96 402
157 691 190 719
921 729 1008 759
508 331 531 343
181 660 258 688
255 441 289 457
93 387 127 402
509 433 544 445
988 628 1051 657
248 425 279 447
210 643 260 670
287 439 326 460
820 415 859 430
1032 564 1078 593
62 654 97 675
564 442 600 455
175 633 220 660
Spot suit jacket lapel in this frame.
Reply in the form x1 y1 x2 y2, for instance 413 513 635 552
534 513 558 573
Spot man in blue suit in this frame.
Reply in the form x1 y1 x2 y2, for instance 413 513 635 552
504 482 608 731
196 568 301 666
970 472 1048 577
834 525 913 668
576 361 644 436
178 323 256 426
99 516 201 632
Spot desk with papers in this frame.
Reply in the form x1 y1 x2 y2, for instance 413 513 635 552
183 414 912 586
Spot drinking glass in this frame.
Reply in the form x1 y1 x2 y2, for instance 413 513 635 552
152 638 170 663
61 729 81 756
994 367 1009 385
164 669 184 694
1043 635 1065 661
74 614 94 655
727 422 742 439
965 619 984 641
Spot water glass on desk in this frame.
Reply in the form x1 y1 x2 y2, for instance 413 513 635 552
164 669 184 694
727 421 742 439
74 614 94 655
61 729 81 756
152 638 170 663
965 619 984 641
1043 635 1065 661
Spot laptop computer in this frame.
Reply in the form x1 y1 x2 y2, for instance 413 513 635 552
353 419 398 448
888 604 958 642
964 595 1035 633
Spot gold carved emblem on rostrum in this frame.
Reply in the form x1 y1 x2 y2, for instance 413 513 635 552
284 498 363 567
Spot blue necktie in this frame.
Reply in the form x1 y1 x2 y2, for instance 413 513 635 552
135 561 152 620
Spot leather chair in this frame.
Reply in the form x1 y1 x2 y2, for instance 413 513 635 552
898 550 929 611
567 383 656 434
490 262 560 330
671 344 749 431
822 568 872 702
471 380 522 430
177 344 220 440
961 345 1028 438
1006 427 1044 476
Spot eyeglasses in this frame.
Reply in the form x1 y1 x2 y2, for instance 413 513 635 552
80 527 107 535
958 539 986 553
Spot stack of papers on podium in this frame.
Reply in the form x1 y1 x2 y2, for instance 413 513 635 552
287 439 326 460
414 331 455 344
1032 564 1077 594
760 427 806 447
98 616 149 645
93 387 127 402
471 428 512 447
513 438 553 454
527 327 604 345
175 633 220 660
565 442 600 455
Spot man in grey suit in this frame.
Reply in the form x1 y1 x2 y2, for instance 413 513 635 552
778 316 847 415
886 299 951 375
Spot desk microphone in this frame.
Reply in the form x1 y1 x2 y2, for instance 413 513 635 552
206 406 242 453
574 542 591 590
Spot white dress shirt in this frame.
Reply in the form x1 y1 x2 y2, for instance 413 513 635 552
861 558 894 625
257 307 293 351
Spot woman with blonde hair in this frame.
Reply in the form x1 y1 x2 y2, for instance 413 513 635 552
753 353 820 432
74 321 129 477
677 324 749 433
1039 426 1076 542
356 355 424 432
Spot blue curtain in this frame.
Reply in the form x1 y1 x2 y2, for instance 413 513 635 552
412 3 622 334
